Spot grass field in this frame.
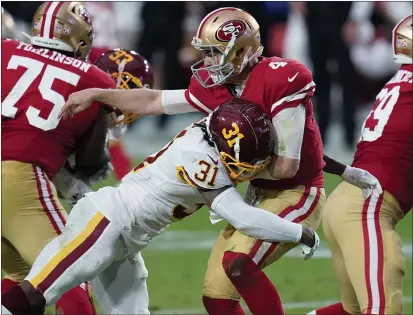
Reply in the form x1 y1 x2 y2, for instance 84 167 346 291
88 172 412 314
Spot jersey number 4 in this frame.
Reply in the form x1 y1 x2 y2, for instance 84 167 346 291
360 86 400 142
2 55 80 131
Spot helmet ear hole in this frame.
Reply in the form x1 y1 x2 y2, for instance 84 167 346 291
74 41 87 60
236 48 244 57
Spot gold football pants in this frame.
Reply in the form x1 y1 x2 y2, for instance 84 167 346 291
323 181 405 315
203 185 326 300
2 161 68 282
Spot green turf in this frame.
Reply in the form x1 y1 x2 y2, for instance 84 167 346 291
89 172 413 314
6 172 412 314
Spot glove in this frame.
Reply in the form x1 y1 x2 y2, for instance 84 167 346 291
108 122 127 140
300 230 320 261
341 166 383 199
53 166 93 207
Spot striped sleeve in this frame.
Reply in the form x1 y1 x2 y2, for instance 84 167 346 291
270 62 316 118
184 89 213 114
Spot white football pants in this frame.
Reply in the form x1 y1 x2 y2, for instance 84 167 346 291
25 197 150 314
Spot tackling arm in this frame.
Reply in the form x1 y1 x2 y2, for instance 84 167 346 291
199 186 317 249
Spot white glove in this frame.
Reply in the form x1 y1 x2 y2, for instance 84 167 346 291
108 114 127 141
300 230 320 261
341 166 383 199
53 166 93 207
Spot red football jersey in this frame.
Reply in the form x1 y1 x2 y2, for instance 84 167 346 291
185 56 325 190
1 39 116 179
352 64 413 213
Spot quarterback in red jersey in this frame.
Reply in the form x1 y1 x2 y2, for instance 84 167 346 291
59 7 381 315
311 15 412 315
1 2 115 314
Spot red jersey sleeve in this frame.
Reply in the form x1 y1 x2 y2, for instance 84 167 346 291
83 64 116 90
81 64 117 112
184 73 232 114
266 60 316 118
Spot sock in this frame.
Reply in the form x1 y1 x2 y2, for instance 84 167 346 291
55 285 96 315
312 303 350 315
108 141 132 180
2 284 45 315
1 278 18 294
222 251 284 315
202 296 245 315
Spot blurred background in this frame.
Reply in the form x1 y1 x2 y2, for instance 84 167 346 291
2 2 412 313
2 1 412 164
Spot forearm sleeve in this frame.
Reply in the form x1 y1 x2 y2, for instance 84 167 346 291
161 90 198 115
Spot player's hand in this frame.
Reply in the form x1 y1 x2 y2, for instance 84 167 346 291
300 226 320 260
59 89 97 120
341 166 383 199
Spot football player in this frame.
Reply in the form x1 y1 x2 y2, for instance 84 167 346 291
1 2 116 314
308 15 412 315
96 49 154 180
2 100 320 314
54 49 155 207
85 1 137 181
58 7 382 315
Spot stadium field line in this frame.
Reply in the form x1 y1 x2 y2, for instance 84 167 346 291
146 230 413 260
152 296 413 314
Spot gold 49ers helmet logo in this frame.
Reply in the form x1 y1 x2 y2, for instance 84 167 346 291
215 20 246 42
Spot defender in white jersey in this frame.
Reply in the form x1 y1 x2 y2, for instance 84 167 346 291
2 100 320 315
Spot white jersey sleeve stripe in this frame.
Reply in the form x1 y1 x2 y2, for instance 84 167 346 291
188 91 213 114
271 81 316 112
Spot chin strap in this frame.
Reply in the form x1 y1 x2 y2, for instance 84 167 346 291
116 59 127 88
234 137 241 161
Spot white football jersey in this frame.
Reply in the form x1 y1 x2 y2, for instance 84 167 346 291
85 121 233 253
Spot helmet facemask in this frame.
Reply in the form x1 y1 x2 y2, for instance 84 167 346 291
191 33 263 88
110 59 144 125
219 139 271 182
191 34 238 88
191 8 264 88
205 115 270 182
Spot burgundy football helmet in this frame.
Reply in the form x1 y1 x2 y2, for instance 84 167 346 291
207 98 274 182
94 48 154 124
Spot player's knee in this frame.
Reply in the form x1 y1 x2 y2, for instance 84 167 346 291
388 290 404 315
222 251 253 281
361 291 403 315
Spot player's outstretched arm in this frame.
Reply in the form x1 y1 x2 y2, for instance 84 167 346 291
200 186 319 260
59 88 165 120
323 154 383 198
